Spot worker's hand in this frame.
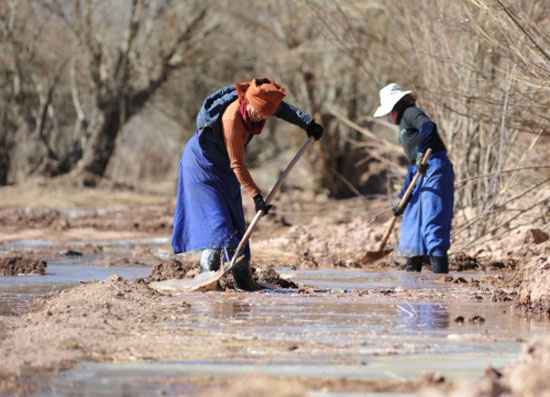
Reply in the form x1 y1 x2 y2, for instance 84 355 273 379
253 194 272 215
306 122 324 140
415 152 428 175
392 204 405 217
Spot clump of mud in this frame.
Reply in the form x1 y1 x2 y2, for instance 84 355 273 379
0 254 47 276
450 252 479 271
146 259 197 282
254 266 299 289
217 265 300 290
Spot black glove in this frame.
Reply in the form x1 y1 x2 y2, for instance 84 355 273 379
253 194 272 215
306 122 324 140
415 152 428 175
392 204 405 217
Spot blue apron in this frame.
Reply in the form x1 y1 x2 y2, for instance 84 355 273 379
397 152 454 258
171 132 250 259
171 86 313 260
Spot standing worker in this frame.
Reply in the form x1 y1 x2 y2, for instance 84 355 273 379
171 77 323 290
373 83 454 273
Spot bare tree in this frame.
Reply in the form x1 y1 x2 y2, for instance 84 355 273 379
58 0 214 181
0 0 215 184
304 0 550 247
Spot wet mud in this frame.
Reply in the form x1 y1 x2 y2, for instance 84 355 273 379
1 185 550 396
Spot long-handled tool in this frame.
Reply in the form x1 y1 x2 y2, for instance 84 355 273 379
361 148 432 265
223 136 316 273
150 137 316 294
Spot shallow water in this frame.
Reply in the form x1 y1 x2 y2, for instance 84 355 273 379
2 245 549 396
37 279 541 397
0 257 150 316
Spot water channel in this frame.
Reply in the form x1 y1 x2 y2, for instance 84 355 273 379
1 241 549 396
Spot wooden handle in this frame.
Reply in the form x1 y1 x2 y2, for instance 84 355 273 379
378 148 432 251
225 137 316 272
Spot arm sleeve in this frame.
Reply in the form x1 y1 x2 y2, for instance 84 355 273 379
273 101 314 130
222 117 262 198
402 107 440 154
403 107 431 130
418 121 437 154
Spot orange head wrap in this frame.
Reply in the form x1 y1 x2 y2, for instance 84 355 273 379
234 77 286 117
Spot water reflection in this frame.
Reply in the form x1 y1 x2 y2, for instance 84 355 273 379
205 298 252 321
399 303 450 332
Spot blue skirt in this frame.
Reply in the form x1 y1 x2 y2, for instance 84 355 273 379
171 132 250 259
397 152 454 258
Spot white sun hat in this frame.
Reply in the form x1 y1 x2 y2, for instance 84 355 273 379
373 83 413 117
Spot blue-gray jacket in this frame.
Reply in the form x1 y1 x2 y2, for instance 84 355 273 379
196 85 313 166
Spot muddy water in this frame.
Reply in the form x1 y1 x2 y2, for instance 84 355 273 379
31 267 550 396
0 257 150 316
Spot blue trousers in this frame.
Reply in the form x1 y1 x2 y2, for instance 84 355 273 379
397 152 454 258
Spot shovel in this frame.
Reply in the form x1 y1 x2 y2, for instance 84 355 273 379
150 137 316 294
361 148 432 265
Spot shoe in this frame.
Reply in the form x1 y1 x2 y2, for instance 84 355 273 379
405 256 423 272
230 256 259 291
200 249 221 273
430 255 449 274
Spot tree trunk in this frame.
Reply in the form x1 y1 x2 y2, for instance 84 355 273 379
76 105 120 178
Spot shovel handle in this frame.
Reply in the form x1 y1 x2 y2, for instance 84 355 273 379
225 136 316 272
378 148 432 251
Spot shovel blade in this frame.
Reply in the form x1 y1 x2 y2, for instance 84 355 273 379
149 270 222 294
361 249 393 265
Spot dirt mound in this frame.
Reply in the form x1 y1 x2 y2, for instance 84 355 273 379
147 259 197 282
422 335 550 396
0 207 62 229
254 266 299 289
523 228 549 245
261 209 385 260
505 336 550 395
515 246 550 314
0 275 187 377
0 253 47 276
0 202 173 235
217 266 301 290
450 252 479 271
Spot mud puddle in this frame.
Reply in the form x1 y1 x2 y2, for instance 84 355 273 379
0 256 150 316
35 269 550 396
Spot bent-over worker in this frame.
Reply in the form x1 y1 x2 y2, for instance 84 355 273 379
171 77 323 289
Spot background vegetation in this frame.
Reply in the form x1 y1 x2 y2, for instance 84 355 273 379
1 0 548 248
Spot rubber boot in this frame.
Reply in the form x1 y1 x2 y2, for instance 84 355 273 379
200 248 221 273
430 255 449 274
405 256 423 272
230 255 259 291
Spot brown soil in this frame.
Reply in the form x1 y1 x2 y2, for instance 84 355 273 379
421 336 550 397
0 181 549 396
0 253 47 276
